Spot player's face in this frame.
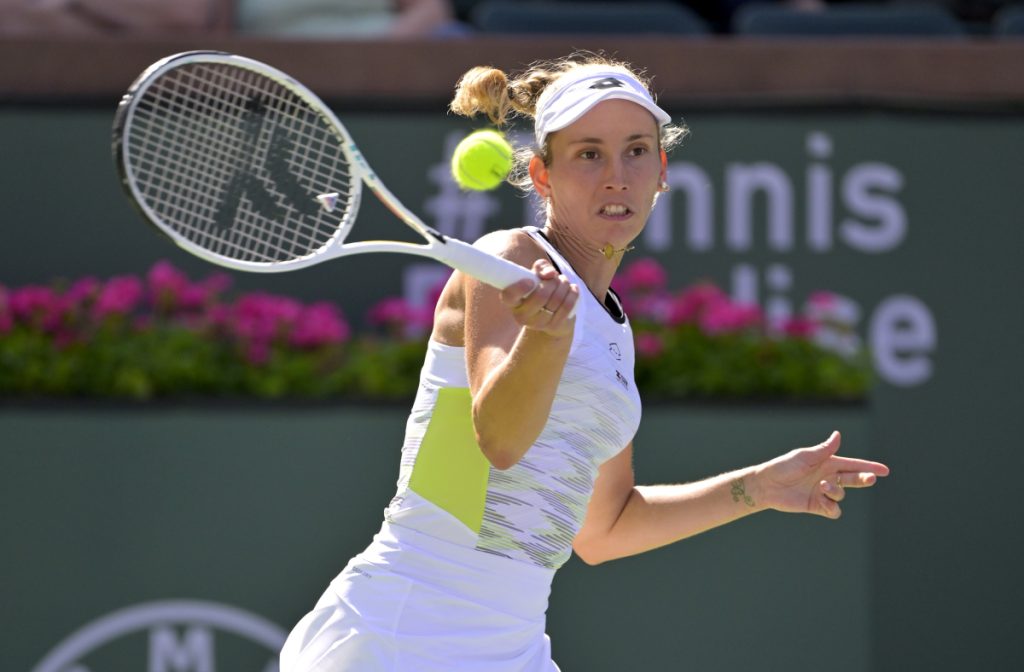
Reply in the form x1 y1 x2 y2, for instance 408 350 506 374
537 99 666 252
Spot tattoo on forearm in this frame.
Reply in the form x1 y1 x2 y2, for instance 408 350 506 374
730 478 756 507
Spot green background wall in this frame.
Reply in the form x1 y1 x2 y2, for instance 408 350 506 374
2 105 1023 669
2 406 871 671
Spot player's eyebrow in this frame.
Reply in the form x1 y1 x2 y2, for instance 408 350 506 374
567 133 655 145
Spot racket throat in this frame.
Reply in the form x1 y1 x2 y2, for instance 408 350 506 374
421 226 449 244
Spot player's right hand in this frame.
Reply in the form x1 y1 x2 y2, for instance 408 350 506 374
501 259 578 338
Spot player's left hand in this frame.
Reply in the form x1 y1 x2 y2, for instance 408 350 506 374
752 431 890 519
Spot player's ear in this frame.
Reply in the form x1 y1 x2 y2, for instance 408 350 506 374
529 155 550 198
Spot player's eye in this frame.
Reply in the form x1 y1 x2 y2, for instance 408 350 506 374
579 150 599 160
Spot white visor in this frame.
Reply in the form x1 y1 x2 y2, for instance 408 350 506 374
534 68 672 148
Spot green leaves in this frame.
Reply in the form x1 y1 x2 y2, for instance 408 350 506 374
633 325 871 401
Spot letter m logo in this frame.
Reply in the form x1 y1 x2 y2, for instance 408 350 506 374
149 626 214 672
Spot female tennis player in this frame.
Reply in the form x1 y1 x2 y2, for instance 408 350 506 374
279 52 890 671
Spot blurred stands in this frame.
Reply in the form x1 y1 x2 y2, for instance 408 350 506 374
2 0 1022 38
468 1 710 35
732 2 967 37
993 3 1024 34
0 0 234 37
1 0 1022 106
234 0 460 38
457 1 1024 37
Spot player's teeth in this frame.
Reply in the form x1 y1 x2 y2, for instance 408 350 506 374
603 205 627 215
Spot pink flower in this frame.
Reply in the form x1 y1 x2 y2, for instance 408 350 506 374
612 260 674 323
368 297 411 327
231 293 303 343
806 290 839 309
201 272 232 297
804 291 857 338
629 294 673 323
617 258 668 294
699 302 762 336
178 285 209 311
67 277 100 305
0 285 11 333
806 290 839 319
10 285 58 320
667 283 728 326
147 261 190 310
93 276 144 319
205 304 231 329
636 332 664 359
290 302 350 348
781 316 818 339
368 296 434 338
9 285 67 331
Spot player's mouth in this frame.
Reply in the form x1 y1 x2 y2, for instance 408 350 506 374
598 203 632 219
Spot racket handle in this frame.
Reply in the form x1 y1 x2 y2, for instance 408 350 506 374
438 237 539 290
439 237 578 319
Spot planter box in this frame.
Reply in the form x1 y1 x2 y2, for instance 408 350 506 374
1 403 871 672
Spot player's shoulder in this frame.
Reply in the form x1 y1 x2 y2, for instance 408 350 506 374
474 228 545 268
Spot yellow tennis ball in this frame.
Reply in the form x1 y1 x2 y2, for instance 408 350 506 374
451 129 513 191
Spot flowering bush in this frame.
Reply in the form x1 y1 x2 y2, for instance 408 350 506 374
612 259 871 401
0 260 869 401
0 261 420 400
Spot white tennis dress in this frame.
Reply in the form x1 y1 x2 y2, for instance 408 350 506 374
280 227 643 671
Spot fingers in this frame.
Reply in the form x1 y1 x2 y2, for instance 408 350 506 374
817 469 884 519
831 457 890 477
836 471 881 489
820 470 882 502
819 496 842 520
806 430 890 479
499 276 541 308
821 476 846 502
505 259 578 332
808 430 841 456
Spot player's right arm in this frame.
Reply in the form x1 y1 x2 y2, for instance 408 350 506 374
462 230 578 470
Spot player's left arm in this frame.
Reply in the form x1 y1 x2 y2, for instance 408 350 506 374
573 432 889 565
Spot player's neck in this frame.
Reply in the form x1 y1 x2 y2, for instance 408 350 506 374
541 224 620 301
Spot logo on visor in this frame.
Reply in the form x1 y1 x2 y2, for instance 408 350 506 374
589 78 625 90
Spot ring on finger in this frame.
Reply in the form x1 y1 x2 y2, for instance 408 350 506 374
835 474 842 488
540 307 555 315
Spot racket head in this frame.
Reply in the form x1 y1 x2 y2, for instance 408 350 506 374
113 51 363 272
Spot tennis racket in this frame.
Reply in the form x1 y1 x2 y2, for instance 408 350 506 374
112 51 536 290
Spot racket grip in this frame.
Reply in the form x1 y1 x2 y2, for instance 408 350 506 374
439 237 578 319
438 237 538 290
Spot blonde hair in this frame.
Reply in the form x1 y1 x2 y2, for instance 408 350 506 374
449 51 689 192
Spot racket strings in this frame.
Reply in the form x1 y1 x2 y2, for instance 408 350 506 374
131 67 277 259
138 70 241 253
137 65 341 261
146 65 336 255
124 61 358 264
